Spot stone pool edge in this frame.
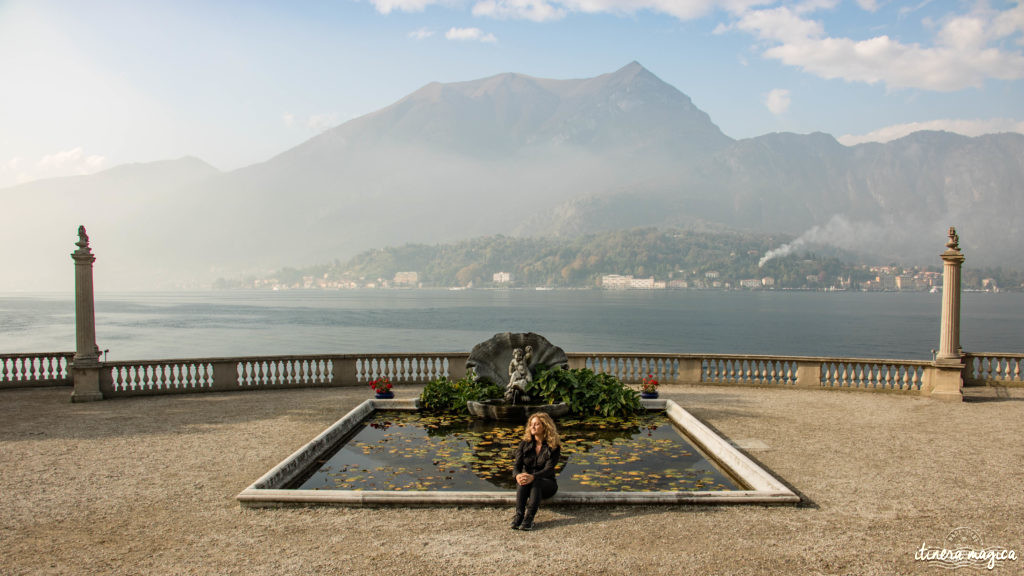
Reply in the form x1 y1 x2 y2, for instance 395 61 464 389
236 398 800 508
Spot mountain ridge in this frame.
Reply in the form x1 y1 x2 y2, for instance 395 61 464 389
2 62 1021 291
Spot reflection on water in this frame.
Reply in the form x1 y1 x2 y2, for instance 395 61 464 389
293 411 738 492
3 290 1022 360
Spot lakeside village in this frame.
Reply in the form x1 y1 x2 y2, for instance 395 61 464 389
250 265 1009 293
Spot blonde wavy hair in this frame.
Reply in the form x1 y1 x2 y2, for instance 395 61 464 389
522 412 561 450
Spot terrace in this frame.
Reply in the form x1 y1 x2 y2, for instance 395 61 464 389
2 382 1022 574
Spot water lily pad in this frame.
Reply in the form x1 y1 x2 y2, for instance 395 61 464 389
293 411 737 492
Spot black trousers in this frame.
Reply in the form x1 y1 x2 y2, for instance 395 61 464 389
516 477 558 515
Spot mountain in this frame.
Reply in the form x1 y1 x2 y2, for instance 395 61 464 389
521 129 1024 265
2 63 1022 291
151 62 736 282
2 157 220 291
283 61 731 158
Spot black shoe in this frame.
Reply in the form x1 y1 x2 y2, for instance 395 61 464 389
519 517 535 531
510 513 524 530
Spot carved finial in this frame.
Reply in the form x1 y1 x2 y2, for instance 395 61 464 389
76 226 90 249
72 225 95 261
946 226 959 251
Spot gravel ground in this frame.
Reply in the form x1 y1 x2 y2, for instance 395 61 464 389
1 384 1022 575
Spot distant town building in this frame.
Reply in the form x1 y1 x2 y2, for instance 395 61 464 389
875 274 897 290
601 274 632 289
630 277 655 289
393 271 419 286
493 271 512 284
600 274 664 290
705 271 720 280
761 277 775 287
895 275 915 291
740 279 761 289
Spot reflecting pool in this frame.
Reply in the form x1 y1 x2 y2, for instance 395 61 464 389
291 411 739 492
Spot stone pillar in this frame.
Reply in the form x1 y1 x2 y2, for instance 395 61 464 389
931 227 964 402
677 358 703 385
71 226 103 402
795 361 822 388
937 227 965 362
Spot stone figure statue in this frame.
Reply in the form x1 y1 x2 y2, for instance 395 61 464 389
947 227 960 251
76 226 90 249
465 333 570 421
506 347 533 403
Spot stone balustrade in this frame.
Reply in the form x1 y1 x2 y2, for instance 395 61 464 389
0 352 74 389
819 358 931 391
5 350 1009 398
964 353 1024 386
568 353 933 392
98 353 469 397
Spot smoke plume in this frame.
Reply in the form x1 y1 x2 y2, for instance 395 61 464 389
759 215 903 267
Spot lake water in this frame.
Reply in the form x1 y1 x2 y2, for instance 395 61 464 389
0 290 1021 361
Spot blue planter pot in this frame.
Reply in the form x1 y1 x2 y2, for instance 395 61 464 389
640 391 659 399
374 391 395 399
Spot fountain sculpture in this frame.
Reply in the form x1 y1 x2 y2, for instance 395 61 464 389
465 332 570 421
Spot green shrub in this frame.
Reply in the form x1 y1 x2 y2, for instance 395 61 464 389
419 371 502 414
529 366 643 417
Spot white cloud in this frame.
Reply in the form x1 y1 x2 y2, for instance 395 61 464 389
990 2 1024 45
728 3 1024 91
0 156 28 187
735 5 824 41
35 148 105 172
307 113 340 131
446 27 498 42
856 0 880 12
363 0 1022 91
409 27 435 40
472 0 566 22
0 148 107 188
368 0 447 14
837 118 1024 145
899 0 933 18
280 113 341 132
764 88 790 115
470 0 772 22
370 0 772 21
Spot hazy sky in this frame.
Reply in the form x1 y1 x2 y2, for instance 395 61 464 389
2 0 1022 188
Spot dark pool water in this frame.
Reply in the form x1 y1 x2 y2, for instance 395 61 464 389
292 411 739 492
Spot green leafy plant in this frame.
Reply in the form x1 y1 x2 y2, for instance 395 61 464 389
529 366 643 417
419 371 502 414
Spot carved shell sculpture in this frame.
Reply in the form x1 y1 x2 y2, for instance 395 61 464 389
465 332 569 389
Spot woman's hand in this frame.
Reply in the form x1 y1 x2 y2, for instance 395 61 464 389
516 473 534 486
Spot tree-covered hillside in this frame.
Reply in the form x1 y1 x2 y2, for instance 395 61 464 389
224 229 830 287
342 229 804 287
216 227 1023 291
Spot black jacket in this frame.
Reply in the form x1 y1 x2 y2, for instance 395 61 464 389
513 440 561 481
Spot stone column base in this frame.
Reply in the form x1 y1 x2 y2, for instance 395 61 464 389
927 362 963 402
71 367 104 403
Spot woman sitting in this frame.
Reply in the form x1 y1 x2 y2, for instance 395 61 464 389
511 412 561 531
